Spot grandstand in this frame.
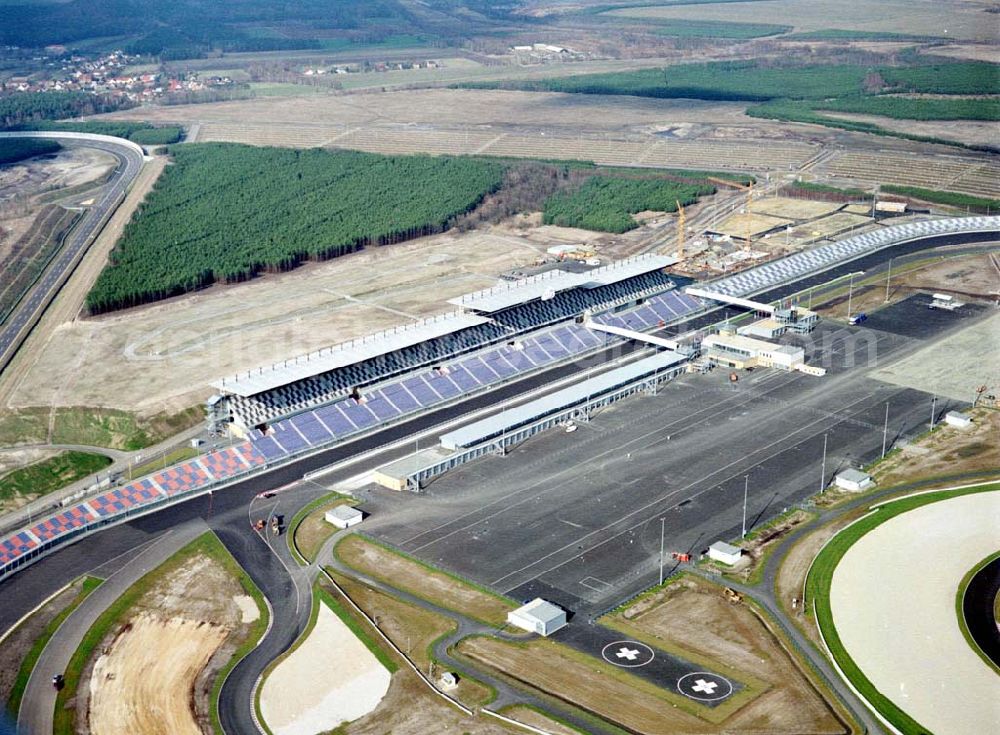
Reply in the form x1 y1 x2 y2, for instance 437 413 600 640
210 254 700 447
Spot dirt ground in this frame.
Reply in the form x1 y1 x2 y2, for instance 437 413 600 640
4 225 544 415
871 309 1000 401
503 706 581 735
749 197 843 221
822 112 1000 149
0 148 116 264
89 613 228 735
926 43 1000 62
0 155 168 414
336 535 513 625
83 553 256 735
0 445 58 483
714 211 789 239
609 576 847 734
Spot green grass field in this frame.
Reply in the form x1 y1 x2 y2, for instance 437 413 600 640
879 185 1000 213
652 19 790 39
0 451 111 506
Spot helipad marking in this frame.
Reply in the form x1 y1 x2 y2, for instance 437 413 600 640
677 671 733 702
601 640 654 668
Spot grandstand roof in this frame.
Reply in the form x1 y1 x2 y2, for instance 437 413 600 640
448 254 678 314
212 312 490 397
439 349 687 450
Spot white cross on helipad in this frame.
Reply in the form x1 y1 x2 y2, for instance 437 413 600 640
692 679 718 695
616 647 640 661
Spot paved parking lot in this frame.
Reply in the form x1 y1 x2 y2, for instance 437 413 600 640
362 320 959 614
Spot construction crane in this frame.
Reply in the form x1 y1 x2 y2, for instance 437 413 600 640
675 199 686 260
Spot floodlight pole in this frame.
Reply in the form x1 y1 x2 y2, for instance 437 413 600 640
658 517 665 586
881 402 890 458
884 258 893 302
846 273 855 320
741 475 749 538
819 433 828 493
930 395 937 430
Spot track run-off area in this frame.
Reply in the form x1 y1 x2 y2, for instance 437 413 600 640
820 486 1000 735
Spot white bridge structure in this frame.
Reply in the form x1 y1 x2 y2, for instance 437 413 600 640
683 287 775 314
584 319 684 350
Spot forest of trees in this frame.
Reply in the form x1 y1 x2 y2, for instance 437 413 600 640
0 138 62 165
7 120 184 145
0 92 134 129
86 144 506 313
543 175 714 233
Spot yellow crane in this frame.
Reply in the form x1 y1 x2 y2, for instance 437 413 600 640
744 181 754 253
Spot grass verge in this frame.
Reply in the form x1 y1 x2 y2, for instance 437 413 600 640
334 534 515 626
127 446 200 480
806 482 999 734
5 576 102 718
286 491 352 565
51 532 267 735
0 451 111 505
955 550 1000 675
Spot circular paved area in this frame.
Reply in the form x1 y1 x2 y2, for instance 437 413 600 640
830 490 1000 735
600 640 654 668
676 672 733 702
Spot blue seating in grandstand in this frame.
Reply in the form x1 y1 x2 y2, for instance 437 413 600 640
403 376 439 407
315 404 352 436
363 393 400 422
292 413 333 445
338 398 377 429
381 384 420 414
425 371 460 398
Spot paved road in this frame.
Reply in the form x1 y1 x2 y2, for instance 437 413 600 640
1 230 996 733
0 132 145 375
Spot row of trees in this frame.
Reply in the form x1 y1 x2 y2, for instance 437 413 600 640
543 176 714 233
0 92 133 129
9 120 183 145
86 143 505 313
0 138 61 165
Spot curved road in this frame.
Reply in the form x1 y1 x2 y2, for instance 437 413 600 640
3 229 998 734
0 132 145 373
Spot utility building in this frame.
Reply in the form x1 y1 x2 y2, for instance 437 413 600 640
835 469 874 493
507 598 567 636
325 505 363 529
708 541 743 566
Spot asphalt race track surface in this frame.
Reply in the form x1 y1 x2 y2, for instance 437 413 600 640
0 136 144 371
962 556 1000 668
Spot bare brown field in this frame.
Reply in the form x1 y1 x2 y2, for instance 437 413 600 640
749 196 843 221
715 211 789 238
4 227 544 415
82 552 260 735
606 576 849 734
606 0 994 41
820 152 1000 199
822 112 1000 149
335 535 513 625
920 44 1000 62
101 88 749 132
89 613 227 735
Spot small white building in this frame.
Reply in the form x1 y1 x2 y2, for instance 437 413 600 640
944 411 973 429
708 541 742 566
507 598 567 636
325 505 363 529
835 468 875 493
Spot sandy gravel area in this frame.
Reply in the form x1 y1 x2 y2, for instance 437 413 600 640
872 310 1000 401
89 612 228 735
260 603 390 735
830 491 1000 735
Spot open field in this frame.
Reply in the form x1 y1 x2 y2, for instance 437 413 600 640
872 309 1000 401
819 152 1000 199
714 211 789 238
748 196 843 221
89 612 228 735
4 228 544 415
335 535 514 626
605 1 996 41
0 450 111 514
260 599 390 735
823 112 1000 148
824 488 1000 734
604 575 847 733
